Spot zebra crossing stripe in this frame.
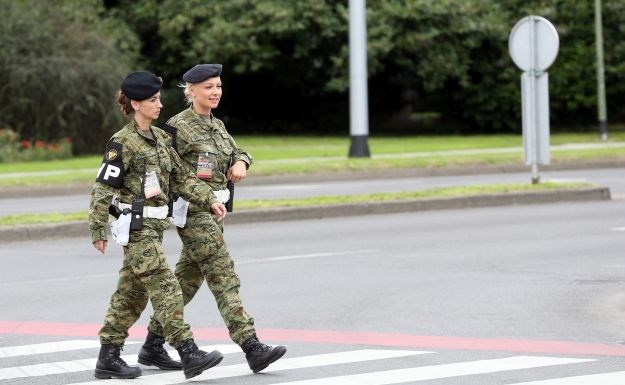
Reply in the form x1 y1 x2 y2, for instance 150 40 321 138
0 344 239 381
68 349 430 385
267 356 594 385
510 370 625 384
0 340 131 358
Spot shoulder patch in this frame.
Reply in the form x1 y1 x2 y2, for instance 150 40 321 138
162 123 178 150
96 141 124 188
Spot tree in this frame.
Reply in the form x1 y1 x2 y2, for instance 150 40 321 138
104 0 625 135
0 0 140 154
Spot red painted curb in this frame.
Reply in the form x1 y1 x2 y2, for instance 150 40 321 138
1 320 624 357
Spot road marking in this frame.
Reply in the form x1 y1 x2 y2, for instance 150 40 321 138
269 356 593 385
510 370 625 384
610 227 625 232
5 321 625 357
0 344 239 380
237 250 379 264
68 349 429 385
0 273 117 287
0 340 124 358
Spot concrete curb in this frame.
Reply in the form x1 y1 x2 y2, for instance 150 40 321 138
1 160 624 199
0 187 610 244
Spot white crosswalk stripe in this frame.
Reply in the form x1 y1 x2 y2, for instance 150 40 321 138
0 340 123 358
68 349 430 385
0 344 239 381
268 356 593 385
510 371 625 384
0 339 621 384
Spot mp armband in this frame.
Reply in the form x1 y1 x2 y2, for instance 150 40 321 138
96 141 124 188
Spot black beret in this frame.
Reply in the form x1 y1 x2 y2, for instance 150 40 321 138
121 71 162 100
182 64 222 83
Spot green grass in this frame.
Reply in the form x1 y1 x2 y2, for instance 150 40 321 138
0 181 593 226
0 133 623 187
0 212 88 226
235 181 592 209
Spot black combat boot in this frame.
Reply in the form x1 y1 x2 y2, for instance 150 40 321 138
94 344 142 379
241 335 287 373
176 339 223 379
138 330 182 370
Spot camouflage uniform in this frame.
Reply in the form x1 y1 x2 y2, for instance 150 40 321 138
148 108 255 345
89 119 219 348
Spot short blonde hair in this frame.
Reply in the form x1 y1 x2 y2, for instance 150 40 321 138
179 82 193 105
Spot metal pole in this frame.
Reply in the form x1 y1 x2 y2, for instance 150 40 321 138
529 16 540 184
348 0 370 157
595 0 608 141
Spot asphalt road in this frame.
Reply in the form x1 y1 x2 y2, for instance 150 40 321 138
1 197 625 384
1 167 624 216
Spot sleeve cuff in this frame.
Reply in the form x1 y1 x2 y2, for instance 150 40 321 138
91 228 107 243
235 156 252 169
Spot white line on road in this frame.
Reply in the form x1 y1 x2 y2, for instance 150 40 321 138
269 356 593 385
510 370 625 384
237 250 379 265
0 340 119 358
610 227 625 232
0 344 239 380
0 273 117 287
68 349 430 385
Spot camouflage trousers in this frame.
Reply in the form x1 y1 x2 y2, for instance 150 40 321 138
99 219 193 348
149 211 255 346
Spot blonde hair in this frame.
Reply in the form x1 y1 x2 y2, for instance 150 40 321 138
179 82 193 106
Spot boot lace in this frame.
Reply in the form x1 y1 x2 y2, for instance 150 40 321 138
180 340 208 358
108 346 129 366
247 339 270 352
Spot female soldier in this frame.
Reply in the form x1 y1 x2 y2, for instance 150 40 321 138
139 64 286 374
89 71 226 380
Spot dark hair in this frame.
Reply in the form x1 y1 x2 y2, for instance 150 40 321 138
116 91 134 116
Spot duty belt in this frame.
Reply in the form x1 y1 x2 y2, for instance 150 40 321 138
118 203 169 219
213 188 230 204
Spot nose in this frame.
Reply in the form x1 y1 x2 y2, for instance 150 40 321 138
156 100 163 108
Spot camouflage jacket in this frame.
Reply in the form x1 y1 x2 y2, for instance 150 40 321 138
88 120 218 242
163 108 252 192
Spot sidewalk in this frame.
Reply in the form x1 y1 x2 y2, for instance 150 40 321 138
1 143 622 243
0 185 611 243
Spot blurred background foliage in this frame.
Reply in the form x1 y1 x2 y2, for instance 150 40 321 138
1 0 624 154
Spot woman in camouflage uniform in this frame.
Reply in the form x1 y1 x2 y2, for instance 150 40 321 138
89 71 226 380
140 64 286 374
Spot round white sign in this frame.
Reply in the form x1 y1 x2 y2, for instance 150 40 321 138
509 16 559 71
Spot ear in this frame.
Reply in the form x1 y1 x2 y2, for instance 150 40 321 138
130 100 140 111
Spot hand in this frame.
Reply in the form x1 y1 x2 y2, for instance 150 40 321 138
210 202 227 221
227 160 247 183
93 240 107 254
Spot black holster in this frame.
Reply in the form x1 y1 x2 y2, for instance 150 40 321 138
225 181 234 212
130 197 144 231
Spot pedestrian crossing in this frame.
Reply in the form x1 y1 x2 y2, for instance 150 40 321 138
0 339 624 384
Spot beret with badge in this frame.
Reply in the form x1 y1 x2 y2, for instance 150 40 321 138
182 64 223 83
121 71 163 101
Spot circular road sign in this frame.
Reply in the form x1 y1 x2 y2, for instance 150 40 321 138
509 16 559 72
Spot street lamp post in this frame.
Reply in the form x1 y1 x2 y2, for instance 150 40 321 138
595 0 608 141
348 0 371 157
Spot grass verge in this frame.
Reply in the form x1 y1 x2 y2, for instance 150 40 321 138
0 181 593 227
